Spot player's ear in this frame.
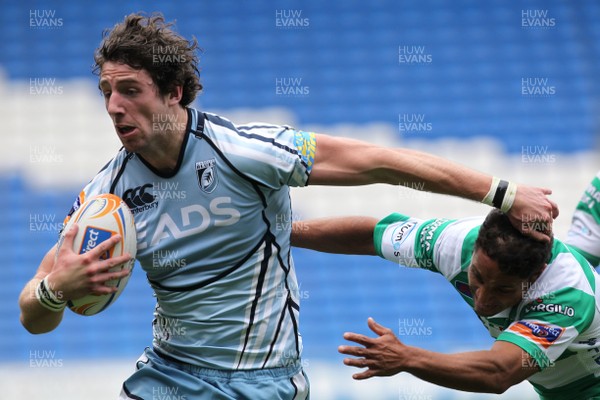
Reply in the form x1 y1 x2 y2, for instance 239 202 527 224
166 85 183 106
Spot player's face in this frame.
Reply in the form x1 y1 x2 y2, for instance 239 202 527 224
468 249 528 317
98 61 175 153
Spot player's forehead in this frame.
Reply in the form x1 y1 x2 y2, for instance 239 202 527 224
470 248 522 286
98 61 154 88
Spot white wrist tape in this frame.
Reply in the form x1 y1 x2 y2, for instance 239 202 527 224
35 277 66 312
482 177 518 213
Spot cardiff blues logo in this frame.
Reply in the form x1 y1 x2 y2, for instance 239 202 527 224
196 158 218 193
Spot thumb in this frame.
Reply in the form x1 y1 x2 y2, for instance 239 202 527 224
59 223 78 254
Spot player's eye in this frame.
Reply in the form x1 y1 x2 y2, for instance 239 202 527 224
495 287 515 294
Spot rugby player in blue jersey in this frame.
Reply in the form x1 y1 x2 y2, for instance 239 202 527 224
19 12 558 400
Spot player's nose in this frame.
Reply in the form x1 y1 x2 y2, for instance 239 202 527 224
106 92 126 116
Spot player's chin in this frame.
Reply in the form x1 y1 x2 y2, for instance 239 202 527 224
474 305 499 317
118 137 144 153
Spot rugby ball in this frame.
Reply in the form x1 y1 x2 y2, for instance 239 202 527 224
58 193 136 316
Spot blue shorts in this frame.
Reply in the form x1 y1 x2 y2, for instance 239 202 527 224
119 348 310 400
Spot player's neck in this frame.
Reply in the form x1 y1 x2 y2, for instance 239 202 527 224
138 107 189 175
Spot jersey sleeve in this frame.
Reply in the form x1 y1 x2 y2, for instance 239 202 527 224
566 170 600 267
204 114 316 189
496 257 596 370
373 213 482 281
60 153 126 236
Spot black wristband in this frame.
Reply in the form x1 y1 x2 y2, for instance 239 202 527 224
492 180 509 209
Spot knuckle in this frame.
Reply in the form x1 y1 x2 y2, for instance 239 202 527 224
86 266 100 277
81 253 95 265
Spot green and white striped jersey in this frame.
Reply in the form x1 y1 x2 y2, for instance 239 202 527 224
374 213 600 400
567 170 600 267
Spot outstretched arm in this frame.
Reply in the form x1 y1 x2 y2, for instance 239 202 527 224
291 216 378 255
338 318 537 394
309 134 559 241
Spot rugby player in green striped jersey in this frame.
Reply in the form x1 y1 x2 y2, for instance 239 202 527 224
567 170 600 268
293 209 600 399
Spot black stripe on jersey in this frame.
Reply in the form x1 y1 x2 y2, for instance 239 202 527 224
261 298 288 368
193 107 206 135
236 234 273 369
290 376 299 399
203 112 237 132
148 234 268 292
288 297 300 312
272 219 291 276
287 298 301 355
301 370 310 400
109 152 134 194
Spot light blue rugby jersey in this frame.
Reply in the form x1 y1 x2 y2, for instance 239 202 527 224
63 108 316 370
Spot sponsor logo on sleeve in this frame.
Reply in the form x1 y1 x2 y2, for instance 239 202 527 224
419 218 448 253
509 320 564 348
391 221 417 250
294 131 316 171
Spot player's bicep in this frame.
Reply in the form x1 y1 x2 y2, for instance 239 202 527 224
310 134 380 185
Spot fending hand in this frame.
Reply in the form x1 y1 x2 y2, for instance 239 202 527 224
338 317 407 380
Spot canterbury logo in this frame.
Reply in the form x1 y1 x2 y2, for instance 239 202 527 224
123 184 155 208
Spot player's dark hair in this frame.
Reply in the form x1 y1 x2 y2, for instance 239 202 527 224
475 209 553 279
93 12 202 106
